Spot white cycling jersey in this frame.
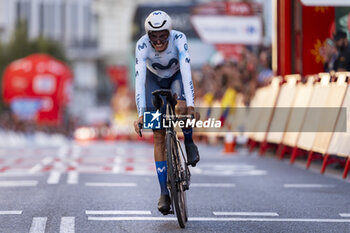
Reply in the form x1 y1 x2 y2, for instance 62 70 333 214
135 30 195 117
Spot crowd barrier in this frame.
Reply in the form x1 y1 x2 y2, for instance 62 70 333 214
239 72 350 179
90 71 350 180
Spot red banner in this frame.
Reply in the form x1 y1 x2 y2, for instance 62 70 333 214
302 6 335 75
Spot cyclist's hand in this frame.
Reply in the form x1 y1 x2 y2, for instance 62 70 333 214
188 106 200 121
134 116 143 136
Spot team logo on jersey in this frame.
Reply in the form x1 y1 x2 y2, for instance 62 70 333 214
185 58 190 63
138 43 147 51
153 11 162 15
152 58 178 70
174 34 183 40
135 71 139 77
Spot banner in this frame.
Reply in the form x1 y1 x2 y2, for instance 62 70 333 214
302 6 335 75
190 15 262 44
301 0 350 6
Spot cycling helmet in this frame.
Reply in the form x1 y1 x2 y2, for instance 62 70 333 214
144 10 172 34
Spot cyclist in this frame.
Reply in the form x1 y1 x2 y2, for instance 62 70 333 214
133 10 200 215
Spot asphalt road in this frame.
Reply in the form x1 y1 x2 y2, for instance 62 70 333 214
0 141 349 233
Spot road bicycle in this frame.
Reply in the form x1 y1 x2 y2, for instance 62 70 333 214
139 89 191 228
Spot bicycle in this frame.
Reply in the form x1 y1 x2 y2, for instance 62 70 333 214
139 89 191 228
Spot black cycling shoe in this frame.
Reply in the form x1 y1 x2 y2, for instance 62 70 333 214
158 195 171 215
185 141 200 167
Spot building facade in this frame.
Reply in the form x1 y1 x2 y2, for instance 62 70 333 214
0 0 101 120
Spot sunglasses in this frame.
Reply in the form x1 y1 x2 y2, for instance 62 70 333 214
148 31 169 45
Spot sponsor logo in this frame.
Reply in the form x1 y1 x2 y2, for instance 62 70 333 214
162 117 221 129
157 166 166 173
152 58 178 70
174 34 183 40
138 43 147 51
143 110 162 129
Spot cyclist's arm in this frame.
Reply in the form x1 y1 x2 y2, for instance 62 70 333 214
175 33 195 107
135 38 148 117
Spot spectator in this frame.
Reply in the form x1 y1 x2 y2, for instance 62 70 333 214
321 38 337 72
333 30 350 71
257 49 273 87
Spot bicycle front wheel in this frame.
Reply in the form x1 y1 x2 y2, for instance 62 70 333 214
166 132 187 228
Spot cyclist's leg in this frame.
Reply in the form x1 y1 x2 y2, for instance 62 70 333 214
145 70 170 213
170 71 200 167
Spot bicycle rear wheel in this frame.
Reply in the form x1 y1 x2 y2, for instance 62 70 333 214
166 132 187 228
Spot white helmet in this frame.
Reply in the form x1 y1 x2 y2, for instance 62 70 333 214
144 10 172 34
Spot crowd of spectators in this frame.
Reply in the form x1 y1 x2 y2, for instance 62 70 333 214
321 30 350 72
193 46 273 107
0 111 75 137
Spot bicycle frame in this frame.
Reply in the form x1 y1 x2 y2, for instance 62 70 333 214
152 89 190 228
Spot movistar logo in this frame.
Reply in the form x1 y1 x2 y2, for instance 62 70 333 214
157 166 166 173
138 43 147 51
185 58 190 63
153 12 162 15
152 58 178 70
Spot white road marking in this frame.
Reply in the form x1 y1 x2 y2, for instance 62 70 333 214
29 164 44 174
60 217 75 233
213 212 279 216
192 170 267 176
88 216 350 223
85 182 137 187
67 172 78 184
0 211 22 215
339 213 350 217
89 216 176 221
112 157 122 173
29 157 54 173
0 172 42 177
283 184 335 188
29 217 47 233
86 210 151 215
191 183 236 188
47 171 61 184
0 180 38 187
